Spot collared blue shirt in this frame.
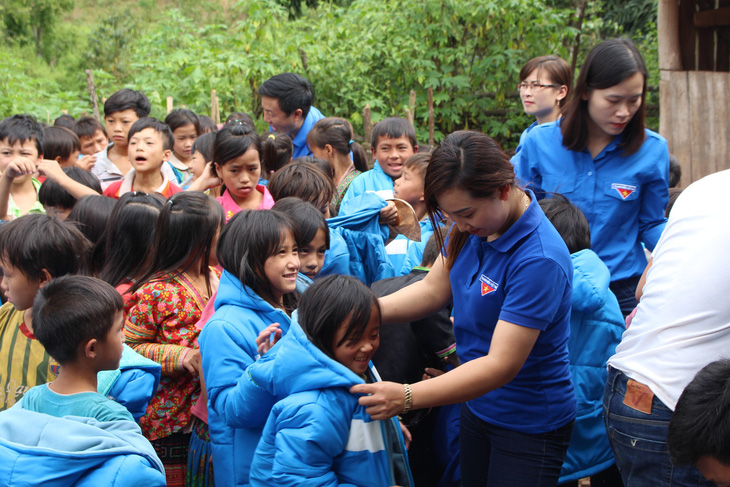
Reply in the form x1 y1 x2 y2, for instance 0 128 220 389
289 106 325 159
516 120 669 281
449 191 575 433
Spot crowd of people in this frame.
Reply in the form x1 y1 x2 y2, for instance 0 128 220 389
0 36 727 487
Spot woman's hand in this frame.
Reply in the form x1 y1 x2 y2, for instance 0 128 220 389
256 323 282 356
350 381 406 420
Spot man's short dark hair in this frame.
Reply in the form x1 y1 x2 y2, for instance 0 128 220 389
104 88 151 118
0 214 90 281
127 117 174 150
0 114 44 156
668 359 730 467
258 73 314 119
32 275 123 365
539 194 591 254
73 116 108 139
39 167 102 210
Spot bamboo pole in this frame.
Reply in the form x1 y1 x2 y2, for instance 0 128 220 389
427 87 434 146
406 89 416 126
85 69 101 120
363 104 373 168
166 97 173 114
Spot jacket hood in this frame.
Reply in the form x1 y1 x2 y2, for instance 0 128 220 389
215 270 291 323
249 313 365 398
571 249 612 313
0 406 164 477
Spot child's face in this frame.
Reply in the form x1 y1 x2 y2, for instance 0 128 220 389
128 128 171 175
0 139 41 180
79 130 109 155
215 147 261 202
333 304 380 376
43 205 72 220
263 231 300 305
393 167 424 207
95 311 125 370
58 149 80 168
189 151 208 179
172 124 197 163
372 135 416 179
298 228 327 280
105 109 139 148
0 258 43 311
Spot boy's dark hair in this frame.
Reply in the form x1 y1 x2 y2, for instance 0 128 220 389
0 114 44 156
197 115 217 134
669 154 682 188
191 131 217 163
261 131 293 174
53 114 75 129
267 160 335 216
668 359 730 467
404 152 430 180
371 117 417 149
420 226 447 268
104 88 151 118
217 209 300 313
73 116 108 139
32 275 123 365
95 192 165 286
0 214 90 281
294 156 334 179
666 187 684 218
258 73 314 119
538 194 591 254
272 197 330 249
299 274 381 360
224 112 255 130
66 195 117 245
164 108 201 135
39 167 101 210
128 117 174 151
42 126 81 162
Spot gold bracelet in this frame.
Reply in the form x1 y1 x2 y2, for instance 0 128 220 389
402 383 412 414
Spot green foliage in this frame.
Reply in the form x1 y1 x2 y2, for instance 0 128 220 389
2 0 75 58
1 0 659 149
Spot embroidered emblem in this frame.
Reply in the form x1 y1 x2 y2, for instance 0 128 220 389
611 183 637 200
479 274 498 296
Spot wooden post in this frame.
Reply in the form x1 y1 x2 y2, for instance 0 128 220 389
46 110 50 125
571 0 588 75
406 89 416 126
166 97 173 114
85 69 101 120
658 0 682 71
427 87 434 146
211 90 221 125
658 0 682 155
363 104 373 168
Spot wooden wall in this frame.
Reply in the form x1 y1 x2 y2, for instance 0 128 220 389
659 70 730 186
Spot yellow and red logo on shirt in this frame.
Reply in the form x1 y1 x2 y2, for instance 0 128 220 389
479 274 498 296
611 183 637 200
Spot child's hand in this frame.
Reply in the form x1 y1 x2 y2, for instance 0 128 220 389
378 201 398 225
37 159 67 183
2 157 36 180
182 348 203 377
76 154 96 171
399 421 412 449
256 323 282 356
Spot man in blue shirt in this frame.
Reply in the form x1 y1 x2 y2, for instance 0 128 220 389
258 73 325 159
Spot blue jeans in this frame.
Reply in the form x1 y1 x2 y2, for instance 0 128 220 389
603 367 713 487
459 404 573 487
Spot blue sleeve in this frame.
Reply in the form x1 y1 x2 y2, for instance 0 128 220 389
269 402 351 487
514 132 543 192
199 317 276 429
500 257 571 330
638 141 670 250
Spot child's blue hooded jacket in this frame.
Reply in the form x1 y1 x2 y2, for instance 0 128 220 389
247 318 414 487
559 249 624 483
198 270 293 487
0 405 165 486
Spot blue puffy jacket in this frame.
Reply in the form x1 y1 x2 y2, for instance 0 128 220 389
247 319 414 487
559 249 624 483
0 405 165 486
198 270 292 487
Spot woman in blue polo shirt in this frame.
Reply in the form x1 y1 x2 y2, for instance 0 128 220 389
352 131 575 487
515 38 669 316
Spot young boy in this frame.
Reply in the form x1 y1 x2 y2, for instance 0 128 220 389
72 115 109 171
21 275 133 422
386 152 437 274
0 214 90 411
38 166 102 219
0 114 46 220
340 117 418 206
103 117 183 198
42 126 81 168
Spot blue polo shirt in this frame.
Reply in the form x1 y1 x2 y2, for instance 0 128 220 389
450 191 575 433
516 120 669 281
288 106 325 159
339 162 394 210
